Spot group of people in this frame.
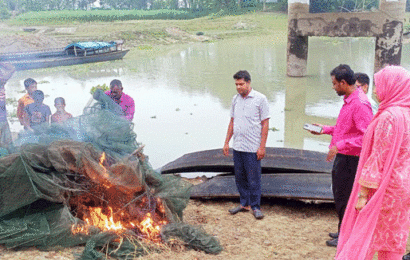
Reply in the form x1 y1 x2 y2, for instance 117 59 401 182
1 62 410 258
224 66 410 260
0 62 135 152
16 78 72 132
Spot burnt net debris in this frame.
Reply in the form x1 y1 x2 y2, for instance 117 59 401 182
0 89 222 259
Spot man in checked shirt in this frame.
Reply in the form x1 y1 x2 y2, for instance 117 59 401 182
223 70 270 220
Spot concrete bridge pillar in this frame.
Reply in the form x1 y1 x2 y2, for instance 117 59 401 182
286 0 406 76
375 0 406 72
287 0 309 77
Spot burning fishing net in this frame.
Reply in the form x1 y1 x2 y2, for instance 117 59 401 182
0 89 222 259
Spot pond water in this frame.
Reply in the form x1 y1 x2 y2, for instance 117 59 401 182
6 35 410 169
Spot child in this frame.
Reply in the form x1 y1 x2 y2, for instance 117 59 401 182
23 90 51 131
17 78 37 126
51 97 72 123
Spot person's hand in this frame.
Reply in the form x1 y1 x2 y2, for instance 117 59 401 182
309 123 323 135
355 196 368 211
223 143 230 156
257 147 266 160
326 146 338 162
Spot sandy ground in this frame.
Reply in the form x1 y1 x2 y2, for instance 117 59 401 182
0 197 340 260
3 196 410 260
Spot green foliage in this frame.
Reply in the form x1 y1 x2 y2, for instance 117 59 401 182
0 0 10 19
309 0 379 13
0 7 10 19
90 83 109 95
5 97 17 106
9 9 211 25
37 80 50 84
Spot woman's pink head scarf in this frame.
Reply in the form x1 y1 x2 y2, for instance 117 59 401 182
374 65 410 114
336 65 410 260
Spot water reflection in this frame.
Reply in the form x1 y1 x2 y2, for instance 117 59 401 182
5 36 410 168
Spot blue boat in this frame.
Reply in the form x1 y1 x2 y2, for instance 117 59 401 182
0 41 129 71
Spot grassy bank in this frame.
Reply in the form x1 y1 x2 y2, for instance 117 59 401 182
73 12 287 43
0 11 289 53
7 9 210 25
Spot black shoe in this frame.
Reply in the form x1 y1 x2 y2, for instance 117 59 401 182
329 232 339 239
326 238 338 247
228 206 249 215
403 252 410 260
253 209 264 219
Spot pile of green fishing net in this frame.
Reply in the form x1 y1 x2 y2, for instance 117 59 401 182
0 89 222 259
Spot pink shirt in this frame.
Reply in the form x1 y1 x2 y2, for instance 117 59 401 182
322 89 373 156
105 90 135 121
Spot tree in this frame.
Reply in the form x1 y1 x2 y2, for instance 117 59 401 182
309 0 378 13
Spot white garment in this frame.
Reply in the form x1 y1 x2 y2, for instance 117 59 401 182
230 89 270 153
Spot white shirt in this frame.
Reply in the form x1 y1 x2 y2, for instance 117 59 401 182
230 89 270 153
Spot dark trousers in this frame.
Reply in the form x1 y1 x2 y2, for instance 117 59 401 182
332 153 359 232
233 150 262 210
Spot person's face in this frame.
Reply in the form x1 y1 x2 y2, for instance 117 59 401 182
110 85 123 99
331 76 347 96
356 81 369 94
27 83 37 95
235 78 251 97
55 102 65 110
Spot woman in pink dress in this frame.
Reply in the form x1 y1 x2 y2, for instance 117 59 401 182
336 65 410 260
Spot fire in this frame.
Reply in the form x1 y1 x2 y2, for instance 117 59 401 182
71 206 168 242
98 152 111 188
99 152 106 165
71 151 169 243
72 206 125 235
137 213 166 240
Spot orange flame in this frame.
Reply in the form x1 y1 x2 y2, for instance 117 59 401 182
71 206 125 235
99 152 106 166
137 213 167 240
98 152 111 188
71 153 168 242
71 206 167 241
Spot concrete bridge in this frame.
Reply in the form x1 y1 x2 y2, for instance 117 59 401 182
287 0 406 77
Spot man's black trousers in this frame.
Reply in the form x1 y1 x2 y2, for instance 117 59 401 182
332 153 360 232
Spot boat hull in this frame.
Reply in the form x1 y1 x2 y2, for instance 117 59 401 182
3 50 129 71
161 148 334 201
160 147 333 174
189 173 333 201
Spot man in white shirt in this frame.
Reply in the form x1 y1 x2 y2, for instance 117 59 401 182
223 70 270 219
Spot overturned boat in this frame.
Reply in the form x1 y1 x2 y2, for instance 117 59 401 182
160 147 334 201
0 41 129 71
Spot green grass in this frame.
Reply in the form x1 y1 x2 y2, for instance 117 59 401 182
65 12 287 39
7 9 209 25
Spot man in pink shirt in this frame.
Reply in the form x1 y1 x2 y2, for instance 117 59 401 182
105 79 135 121
310 64 373 247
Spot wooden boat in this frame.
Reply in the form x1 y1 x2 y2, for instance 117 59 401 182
160 148 334 201
0 41 129 71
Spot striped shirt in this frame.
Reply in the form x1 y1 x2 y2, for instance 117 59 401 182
230 89 270 153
